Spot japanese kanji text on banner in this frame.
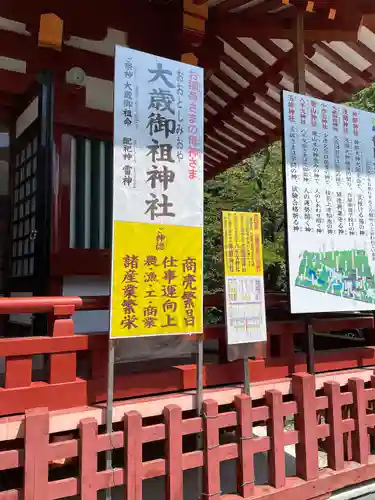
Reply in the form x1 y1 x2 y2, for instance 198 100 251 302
222 211 267 345
110 46 204 338
283 90 375 314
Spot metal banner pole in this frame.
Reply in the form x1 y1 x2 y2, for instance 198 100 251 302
294 9 306 95
306 320 315 375
105 338 116 500
196 334 204 495
196 334 204 416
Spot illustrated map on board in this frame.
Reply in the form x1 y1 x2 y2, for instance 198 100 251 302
295 249 375 304
282 90 375 313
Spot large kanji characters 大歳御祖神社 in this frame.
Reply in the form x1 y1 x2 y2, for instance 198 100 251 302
110 47 204 338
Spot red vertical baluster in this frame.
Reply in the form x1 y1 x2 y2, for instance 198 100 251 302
49 304 76 384
234 394 254 497
80 417 98 499
348 378 368 465
24 407 49 500
203 400 221 499
324 381 344 471
124 410 143 500
292 373 319 480
265 389 286 488
164 405 183 500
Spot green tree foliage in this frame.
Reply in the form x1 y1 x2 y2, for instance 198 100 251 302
204 83 375 294
348 83 375 112
204 142 286 293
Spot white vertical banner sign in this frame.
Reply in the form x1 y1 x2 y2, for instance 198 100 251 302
110 47 204 339
282 90 375 314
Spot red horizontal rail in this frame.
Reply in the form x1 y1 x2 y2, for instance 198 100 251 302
0 333 371 414
205 317 374 337
0 295 372 416
0 335 105 357
0 296 82 314
81 293 290 311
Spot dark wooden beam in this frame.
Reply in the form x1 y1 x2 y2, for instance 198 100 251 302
205 83 282 147
204 53 289 150
205 137 231 158
271 0 375 15
0 0 148 39
213 0 250 14
232 109 278 138
216 37 287 108
196 34 285 129
346 40 375 78
214 0 282 16
209 12 361 40
256 38 351 100
294 11 306 93
204 129 277 179
0 69 32 95
219 36 270 73
205 65 367 180
130 1 182 60
0 30 115 82
196 36 224 74
304 60 352 100
211 124 255 148
314 42 372 86
216 53 283 124
205 131 238 153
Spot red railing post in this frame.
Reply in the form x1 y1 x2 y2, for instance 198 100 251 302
324 381 344 471
24 407 49 500
292 373 319 480
348 378 368 465
265 389 286 488
164 405 183 500
49 304 77 384
80 417 98 500
234 394 254 497
203 399 221 499
124 411 143 500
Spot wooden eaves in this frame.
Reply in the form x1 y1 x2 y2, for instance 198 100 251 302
198 0 375 179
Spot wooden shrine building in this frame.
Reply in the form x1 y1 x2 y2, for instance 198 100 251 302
1 0 375 362
1 5 375 499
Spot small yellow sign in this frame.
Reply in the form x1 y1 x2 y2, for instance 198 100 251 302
222 211 264 277
222 211 267 346
110 221 203 338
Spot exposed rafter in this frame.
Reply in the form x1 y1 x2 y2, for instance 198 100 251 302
198 0 375 176
214 0 283 16
209 13 362 41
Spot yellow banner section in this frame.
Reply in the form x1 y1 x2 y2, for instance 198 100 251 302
222 211 263 277
111 221 203 338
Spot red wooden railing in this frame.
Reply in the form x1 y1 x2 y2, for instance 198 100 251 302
1 372 375 499
80 292 375 358
0 296 373 416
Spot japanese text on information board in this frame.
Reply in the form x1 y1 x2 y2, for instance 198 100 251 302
283 91 375 314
